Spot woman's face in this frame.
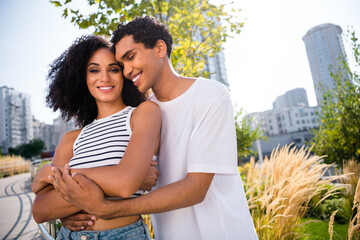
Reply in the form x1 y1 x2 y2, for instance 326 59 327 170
86 48 124 106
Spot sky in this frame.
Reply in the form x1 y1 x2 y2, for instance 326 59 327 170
0 0 359 124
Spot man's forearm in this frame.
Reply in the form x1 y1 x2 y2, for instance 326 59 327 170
94 173 214 219
33 185 81 223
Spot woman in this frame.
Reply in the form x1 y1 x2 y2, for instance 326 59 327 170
31 35 161 239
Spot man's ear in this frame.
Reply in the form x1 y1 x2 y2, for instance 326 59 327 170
155 39 167 58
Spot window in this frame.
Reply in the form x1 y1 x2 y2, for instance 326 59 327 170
302 120 305 124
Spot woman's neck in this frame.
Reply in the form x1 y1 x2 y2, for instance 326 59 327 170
96 102 127 119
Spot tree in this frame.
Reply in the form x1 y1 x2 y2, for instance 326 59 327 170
235 108 265 162
50 0 244 77
311 30 360 165
8 139 45 160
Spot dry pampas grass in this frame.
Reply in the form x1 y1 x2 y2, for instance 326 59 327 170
0 155 29 178
347 177 360 240
243 144 345 239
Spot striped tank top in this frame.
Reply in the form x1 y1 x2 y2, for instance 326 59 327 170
69 106 146 198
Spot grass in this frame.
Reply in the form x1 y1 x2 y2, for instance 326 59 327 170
0 155 29 178
241 144 346 239
299 218 348 240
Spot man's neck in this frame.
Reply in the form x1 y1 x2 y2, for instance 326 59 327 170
152 62 195 102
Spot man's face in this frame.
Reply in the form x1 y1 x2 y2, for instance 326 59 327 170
115 35 162 93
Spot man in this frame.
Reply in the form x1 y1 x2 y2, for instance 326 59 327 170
52 16 257 239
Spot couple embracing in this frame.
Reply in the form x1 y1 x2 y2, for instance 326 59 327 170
32 16 257 240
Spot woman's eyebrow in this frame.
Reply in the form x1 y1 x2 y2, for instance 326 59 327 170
87 62 100 67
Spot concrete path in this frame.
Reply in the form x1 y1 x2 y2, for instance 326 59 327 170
0 173 45 240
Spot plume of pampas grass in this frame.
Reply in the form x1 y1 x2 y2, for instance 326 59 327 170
348 177 360 240
243 144 345 239
329 210 339 240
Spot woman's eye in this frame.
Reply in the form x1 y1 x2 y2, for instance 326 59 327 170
89 69 99 73
129 54 135 60
110 68 120 73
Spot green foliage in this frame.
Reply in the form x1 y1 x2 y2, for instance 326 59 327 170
235 108 265 160
299 218 348 240
311 30 360 165
49 0 244 77
305 184 352 224
8 139 45 160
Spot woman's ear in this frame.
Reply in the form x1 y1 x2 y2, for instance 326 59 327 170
155 39 167 58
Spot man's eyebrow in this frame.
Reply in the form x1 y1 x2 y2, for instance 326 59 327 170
121 49 135 59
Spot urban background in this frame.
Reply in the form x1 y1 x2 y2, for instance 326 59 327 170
0 0 359 239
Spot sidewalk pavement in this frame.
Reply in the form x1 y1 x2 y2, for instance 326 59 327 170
0 173 45 240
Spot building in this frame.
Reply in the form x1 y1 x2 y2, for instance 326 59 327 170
32 115 77 153
0 86 33 154
273 88 309 109
302 23 347 106
245 87 322 160
52 115 77 150
248 106 321 137
32 117 56 152
205 51 229 88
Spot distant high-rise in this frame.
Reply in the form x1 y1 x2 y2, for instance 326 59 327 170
302 23 347 106
273 88 309 109
0 86 33 153
205 51 229 88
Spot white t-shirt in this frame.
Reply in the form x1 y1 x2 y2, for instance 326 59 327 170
150 78 258 240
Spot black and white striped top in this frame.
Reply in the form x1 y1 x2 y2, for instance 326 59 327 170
69 106 148 198
69 106 135 169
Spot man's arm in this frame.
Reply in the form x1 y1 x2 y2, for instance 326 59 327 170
51 167 213 219
99 172 214 219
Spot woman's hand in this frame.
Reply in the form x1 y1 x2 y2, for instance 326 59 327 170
50 164 107 215
140 161 160 191
31 163 53 194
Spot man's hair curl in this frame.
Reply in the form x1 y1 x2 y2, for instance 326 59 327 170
111 16 173 57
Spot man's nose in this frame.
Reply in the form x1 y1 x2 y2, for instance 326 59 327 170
123 65 133 79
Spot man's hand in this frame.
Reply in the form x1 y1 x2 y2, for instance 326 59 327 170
49 164 107 215
31 164 52 194
140 161 160 191
60 213 97 231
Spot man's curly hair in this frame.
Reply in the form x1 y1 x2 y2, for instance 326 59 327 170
111 16 173 57
46 35 145 128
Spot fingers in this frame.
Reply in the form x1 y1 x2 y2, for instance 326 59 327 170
60 213 97 231
71 172 95 189
50 167 70 201
150 166 160 177
60 219 94 231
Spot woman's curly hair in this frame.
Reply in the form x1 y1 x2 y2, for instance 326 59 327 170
46 35 145 128
111 16 173 57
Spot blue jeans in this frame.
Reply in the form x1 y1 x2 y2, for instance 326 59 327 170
57 218 151 240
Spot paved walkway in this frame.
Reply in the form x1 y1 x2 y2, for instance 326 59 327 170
0 173 45 240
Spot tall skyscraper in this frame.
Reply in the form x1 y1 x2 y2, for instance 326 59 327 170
0 86 33 153
302 23 347 106
205 51 229 88
273 88 309 109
